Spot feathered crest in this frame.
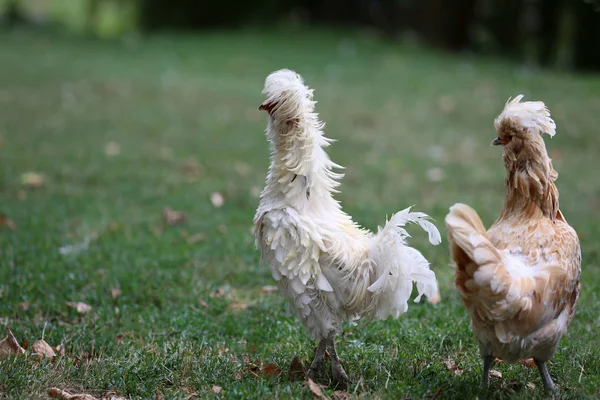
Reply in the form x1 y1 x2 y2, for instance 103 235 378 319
494 94 556 138
261 69 316 121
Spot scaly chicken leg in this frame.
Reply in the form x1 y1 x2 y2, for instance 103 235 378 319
535 359 557 392
482 355 495 388
307 339 328 379
307 333 349 387
328 334 349 386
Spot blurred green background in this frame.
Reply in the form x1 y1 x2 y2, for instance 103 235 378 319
1 1 599 399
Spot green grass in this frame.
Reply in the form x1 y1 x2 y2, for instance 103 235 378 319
1 28 600 399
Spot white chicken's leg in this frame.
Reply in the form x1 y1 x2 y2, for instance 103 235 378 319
307 339 328 379
534 358 557 392
327 333 349 387
482 355 495 388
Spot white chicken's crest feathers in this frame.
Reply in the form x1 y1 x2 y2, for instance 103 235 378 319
495 94 556 137
254 69 440 340
262 69 315 121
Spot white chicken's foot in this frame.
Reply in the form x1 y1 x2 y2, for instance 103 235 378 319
307 338 328 380
534 358 557 392
481 355 495 388
327 334 349 388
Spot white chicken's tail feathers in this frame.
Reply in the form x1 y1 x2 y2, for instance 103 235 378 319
495 94 556 138
365 207 441 320
261 69 316 122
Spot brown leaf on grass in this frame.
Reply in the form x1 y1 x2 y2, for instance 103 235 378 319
186 232 206 244
47 387 99 400
211 385 222 394
31 339 56 360
199 300 209 308
262 363 283 379
331 391 350 400
0 214 16 230
444 359 463 376
489 369 502 379
0 327 26 357
110 289 122 299
211 288 226 298
104 142 121 157
115 335 124 345
210 192 224 208
21 338 29 350
518 358 537 368
181 158 201 178
228 303 247 311
288 356 306 381
181 386 200 398
21 172 44 188
307 378 329 399
162 207 186 225
261 285 278 294
54 343 66 357
66 302 92 314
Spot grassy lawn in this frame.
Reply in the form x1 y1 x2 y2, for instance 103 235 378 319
1 28 600 399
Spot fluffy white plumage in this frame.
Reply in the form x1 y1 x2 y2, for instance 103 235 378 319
253 70 441 382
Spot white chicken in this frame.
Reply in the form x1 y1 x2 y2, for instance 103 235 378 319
253 69 441 385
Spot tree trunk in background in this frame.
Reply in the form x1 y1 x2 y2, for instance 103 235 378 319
573 0 600 70
6 0 25 25
420 0 477 50
483 0 525 57
538 0 560 66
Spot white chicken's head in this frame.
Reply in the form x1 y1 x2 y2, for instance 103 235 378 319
259 69 315 126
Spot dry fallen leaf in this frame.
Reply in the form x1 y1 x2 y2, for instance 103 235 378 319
47 388 99 400
54 343 66 357
104 141 121 157
426 167 445 182
162 207 186 225
228 303 247 311
21 172 44 188
444 359 463 376
490 369 503 379
288 356 306 381
186 232 206 244
518 358 537 368
262 363 283 379
210 192 224 208
115 335 124 345
110 288 122 299
261 285 278 294
307 378 329 399
0 327 26 357
211 385 222 394
66 302 92 314
31 339 56 360
181 158 201 178
331 391 350 400
199 300 209 308
0 214 16 230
